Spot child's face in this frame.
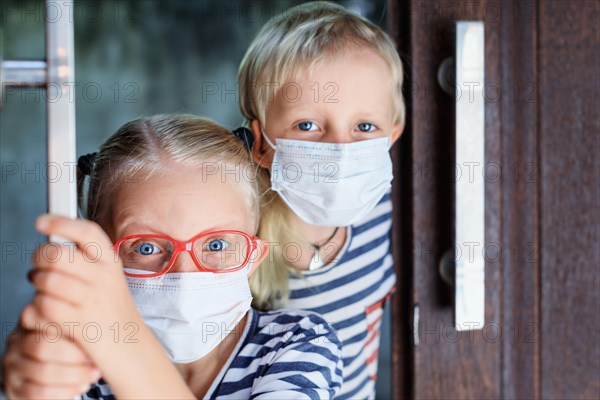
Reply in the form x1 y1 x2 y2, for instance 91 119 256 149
251 48 403 168
106 163 263 274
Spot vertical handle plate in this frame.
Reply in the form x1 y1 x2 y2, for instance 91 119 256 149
455 21 485 331
46 0 77 242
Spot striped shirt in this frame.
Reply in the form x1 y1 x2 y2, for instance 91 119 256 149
287 192 396 399
80 309 343 399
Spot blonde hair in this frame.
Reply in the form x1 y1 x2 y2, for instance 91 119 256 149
238 1 405 126
238 2 405 311
78 114 260 232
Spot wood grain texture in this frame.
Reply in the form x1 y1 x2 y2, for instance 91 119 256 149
409 1 501 398
539 1 600 399
390 1 599 399
499 1 541 399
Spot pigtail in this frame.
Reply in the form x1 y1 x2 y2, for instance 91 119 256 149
76 152 96 218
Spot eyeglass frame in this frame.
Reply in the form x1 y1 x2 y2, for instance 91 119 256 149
113 230 260 278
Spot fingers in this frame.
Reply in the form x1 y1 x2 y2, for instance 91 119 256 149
14 327 92 366
31 293 78 329
32 241 117 286
35 215 116 264
3 328 99 400
21 299 78 333
19 304 54 332
29 268 93 306
5 377 93 400
4 350 100 386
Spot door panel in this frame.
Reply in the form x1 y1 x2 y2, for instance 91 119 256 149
406 1 501 398
539 1 600 398
499 1 540 399
389 0 599 399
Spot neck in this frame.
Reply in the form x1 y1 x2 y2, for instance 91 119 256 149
285 210 347 270
175 313 248 397
286 210 338 242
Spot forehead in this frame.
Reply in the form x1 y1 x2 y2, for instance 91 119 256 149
270 48 395 116
110 163 255 240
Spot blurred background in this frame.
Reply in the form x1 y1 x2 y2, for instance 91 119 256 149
0 0 393 397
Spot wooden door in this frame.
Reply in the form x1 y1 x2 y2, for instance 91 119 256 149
387 0 599 398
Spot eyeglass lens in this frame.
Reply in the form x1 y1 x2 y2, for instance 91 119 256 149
118 233 249 274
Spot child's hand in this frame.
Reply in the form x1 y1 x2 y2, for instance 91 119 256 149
22 215 145 373
20 215 195 399
2 323 100 399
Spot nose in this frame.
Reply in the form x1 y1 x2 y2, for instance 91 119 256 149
169 250 198 273
322 127 353 144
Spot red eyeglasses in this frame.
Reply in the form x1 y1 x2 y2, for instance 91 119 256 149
113 230 259 278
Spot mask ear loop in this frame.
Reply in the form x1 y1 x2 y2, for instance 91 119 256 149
245 253 256 277
261 130 277 150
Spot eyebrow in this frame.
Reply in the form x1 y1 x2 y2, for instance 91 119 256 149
116 220 163 236
116 219 253 239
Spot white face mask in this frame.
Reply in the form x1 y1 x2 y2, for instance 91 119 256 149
126 266 252 364
262 131 393 226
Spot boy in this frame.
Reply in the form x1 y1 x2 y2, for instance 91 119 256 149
237 2 405 398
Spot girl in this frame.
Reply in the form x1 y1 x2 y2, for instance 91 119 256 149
2 115 342 399
237 2 405 398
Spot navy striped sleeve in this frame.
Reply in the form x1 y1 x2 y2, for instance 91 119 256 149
210 309 343 399
79 309 343 399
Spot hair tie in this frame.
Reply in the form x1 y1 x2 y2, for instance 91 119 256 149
77 152 97 176
232 127 254 151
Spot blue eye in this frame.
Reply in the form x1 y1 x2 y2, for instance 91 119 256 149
206 239 229 252
297 121 316 131
135 243 161 256
357 123 376 132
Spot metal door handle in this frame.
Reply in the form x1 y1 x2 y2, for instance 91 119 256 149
454 21 485 331
437 21 486 331
1 0 77 243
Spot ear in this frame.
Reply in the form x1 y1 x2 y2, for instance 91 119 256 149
248 238 269 277
250 120 274 169
390 122 405 145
